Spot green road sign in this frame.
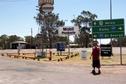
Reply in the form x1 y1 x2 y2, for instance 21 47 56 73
92 19 125 38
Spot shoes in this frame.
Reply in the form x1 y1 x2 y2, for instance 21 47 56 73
91 70 96 75
91 70 101 75
98 70 101 74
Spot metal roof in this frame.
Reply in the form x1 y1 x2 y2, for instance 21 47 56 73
11 41 27 44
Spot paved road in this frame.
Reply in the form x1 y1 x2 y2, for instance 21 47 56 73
0 56 126 84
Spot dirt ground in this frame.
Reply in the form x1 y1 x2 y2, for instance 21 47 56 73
0 55 126 84
0 48 126 84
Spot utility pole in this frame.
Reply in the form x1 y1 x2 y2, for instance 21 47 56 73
68 29 70 56
30 28 33 49
110 0 113 57
110 0 112 19
110 0 122 65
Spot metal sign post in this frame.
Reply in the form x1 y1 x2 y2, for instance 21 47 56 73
119 38 123 65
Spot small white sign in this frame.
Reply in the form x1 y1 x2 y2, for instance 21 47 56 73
58 26 80 37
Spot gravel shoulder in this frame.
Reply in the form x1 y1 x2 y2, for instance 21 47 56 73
0 56 126 84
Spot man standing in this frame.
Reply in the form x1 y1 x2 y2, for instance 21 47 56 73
91 41 101 75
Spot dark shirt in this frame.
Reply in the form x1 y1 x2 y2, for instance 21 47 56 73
92 46 100 60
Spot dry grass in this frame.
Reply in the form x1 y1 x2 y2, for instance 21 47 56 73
54 52 126 65
1 49 126 65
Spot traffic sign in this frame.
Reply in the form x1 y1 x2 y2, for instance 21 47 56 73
100 44 112 57
92 19 125 38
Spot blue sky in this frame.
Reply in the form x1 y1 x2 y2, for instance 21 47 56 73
0 0 126 39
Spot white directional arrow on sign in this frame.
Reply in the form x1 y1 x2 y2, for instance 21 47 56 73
93 22 97 26
118 27 123 30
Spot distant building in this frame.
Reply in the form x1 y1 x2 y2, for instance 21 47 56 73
10 41 27 49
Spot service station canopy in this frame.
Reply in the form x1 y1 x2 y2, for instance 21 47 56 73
92 19 125 38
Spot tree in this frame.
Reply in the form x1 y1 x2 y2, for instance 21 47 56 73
0 34 8 49
35 13 65 48
0 35 24 49
8 35 23 43
71 10 97 47
25 36 36 49
117 36 126 47
7 35 24 48
25 36 36 44
111 39 119 47
121 36 126 46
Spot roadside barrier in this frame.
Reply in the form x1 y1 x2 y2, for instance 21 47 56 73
5 53 41 60
2 52 80 62
57 52 79 62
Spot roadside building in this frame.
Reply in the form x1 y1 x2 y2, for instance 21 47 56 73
10 41 27 49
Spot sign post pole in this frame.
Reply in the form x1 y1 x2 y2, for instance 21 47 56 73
68 30 70 56
119 38 123 65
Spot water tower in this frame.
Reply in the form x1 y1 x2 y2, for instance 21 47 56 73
38 0 54 13
38 0 54 6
